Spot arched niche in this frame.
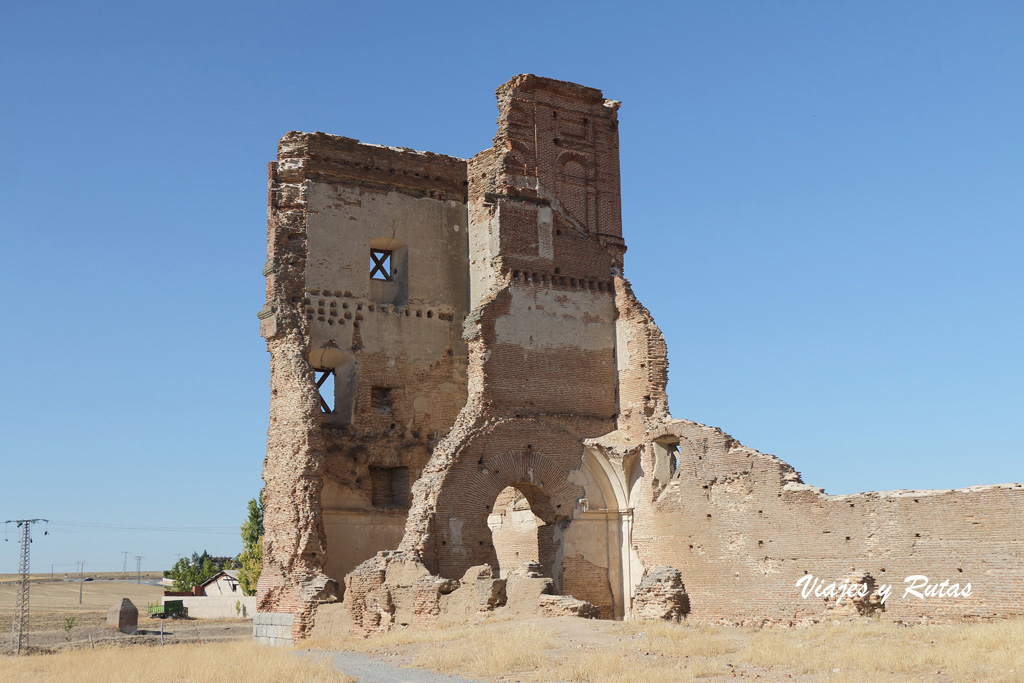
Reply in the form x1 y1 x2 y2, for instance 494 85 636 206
558 446 631 619
488 485 544 578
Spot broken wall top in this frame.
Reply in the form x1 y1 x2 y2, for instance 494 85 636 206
276 132 468 203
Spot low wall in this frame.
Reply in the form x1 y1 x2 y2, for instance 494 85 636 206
630 421 1024 624
253 611 295 646
161 595 256 619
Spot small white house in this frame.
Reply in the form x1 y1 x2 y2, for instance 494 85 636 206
160 570 255 619
198 570 242 596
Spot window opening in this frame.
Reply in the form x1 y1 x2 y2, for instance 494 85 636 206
315 369 335 413
370 466 410 508
370 249 393 281
371 386 393 413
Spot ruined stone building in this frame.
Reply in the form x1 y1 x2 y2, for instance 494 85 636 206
254 75 1024 644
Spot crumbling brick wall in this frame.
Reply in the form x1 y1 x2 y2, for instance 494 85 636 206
591 419 1024 625
258 134 472 639
259 75 1024 641
394 78 628 605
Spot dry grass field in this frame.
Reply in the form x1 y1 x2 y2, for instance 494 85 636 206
0 640 352 683
3 585 1021 683
310 616 1024 682
0 572 163 583
0 580 251 655
0 580 165 631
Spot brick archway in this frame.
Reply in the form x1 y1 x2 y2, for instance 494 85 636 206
433 447 581 581
415 418 590 581
489 486 541 576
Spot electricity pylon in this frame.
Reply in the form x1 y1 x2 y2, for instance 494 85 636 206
5 519 47 655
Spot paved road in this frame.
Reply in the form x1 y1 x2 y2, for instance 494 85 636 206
307 650 483 683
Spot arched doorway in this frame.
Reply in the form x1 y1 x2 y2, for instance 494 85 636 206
416 419 630 618
487 486 542 577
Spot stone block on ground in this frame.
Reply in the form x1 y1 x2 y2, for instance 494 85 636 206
632 567 689 621
106 598 139 634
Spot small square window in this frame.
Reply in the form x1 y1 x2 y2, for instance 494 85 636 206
370 249 393 281
370 466 410 508
371 386 393 413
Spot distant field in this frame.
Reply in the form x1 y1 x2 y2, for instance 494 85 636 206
0 572 163 584
0 581 164 631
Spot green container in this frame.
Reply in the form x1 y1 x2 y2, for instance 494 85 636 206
149 600 185 617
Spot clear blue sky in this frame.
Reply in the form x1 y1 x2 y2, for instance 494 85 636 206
1 1 1021 574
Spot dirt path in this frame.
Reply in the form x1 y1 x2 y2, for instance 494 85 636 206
317 651 483 683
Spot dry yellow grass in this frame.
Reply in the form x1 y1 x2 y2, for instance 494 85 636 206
307 616 1024 682
0 641 352 683
310 621 557 676
411 623 554 677
547 621 735 682
741 618 1024 682
0 581 164 630
622 620 737 657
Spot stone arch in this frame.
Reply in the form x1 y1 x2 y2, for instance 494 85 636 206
488 484 544 577
401 416 637 618
435 447 579 581
555 446 631 619
413 418 587 582
555 151 592 227
556 150 594 178
504 139 534 177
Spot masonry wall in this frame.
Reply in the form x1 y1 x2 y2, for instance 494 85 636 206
257 133 470 638
624 420 1024 624
163 595 257 620
394 77 629 614
260 75 1024 641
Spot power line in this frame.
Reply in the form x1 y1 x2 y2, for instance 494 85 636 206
5 518 48 656
47 521 236 534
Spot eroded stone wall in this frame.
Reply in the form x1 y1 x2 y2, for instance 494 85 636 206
257 133 471 639
259 75 1024 641
612 419 1024 625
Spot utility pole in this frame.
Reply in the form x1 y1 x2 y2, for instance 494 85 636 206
135 556 143 584
78 561 86 604
122 551 129 578
6 518 48 656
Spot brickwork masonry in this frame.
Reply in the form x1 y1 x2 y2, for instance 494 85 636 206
258 75 1024 642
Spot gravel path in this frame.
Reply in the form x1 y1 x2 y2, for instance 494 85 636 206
307 650 484 683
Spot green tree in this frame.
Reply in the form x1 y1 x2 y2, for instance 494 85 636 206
237 493 264 596
166 551 220 592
